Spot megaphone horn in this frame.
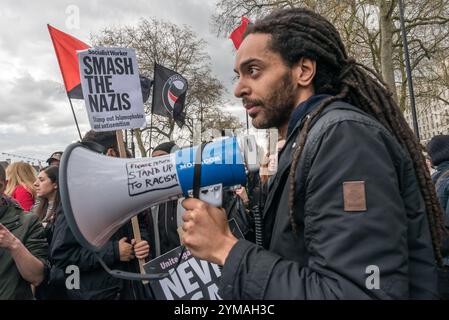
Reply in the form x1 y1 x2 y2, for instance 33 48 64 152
59 137 248 252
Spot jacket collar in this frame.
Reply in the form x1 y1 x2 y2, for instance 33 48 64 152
266 95 332 192
0 195 9 220
263 97 330 218
437 161 449 172
286 94 331 137
0 195 21 228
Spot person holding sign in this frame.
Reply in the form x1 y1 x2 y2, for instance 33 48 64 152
51 130 151 299
144 141 182 259
180 8 441 299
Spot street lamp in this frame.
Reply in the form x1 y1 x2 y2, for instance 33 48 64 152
398 0 420 140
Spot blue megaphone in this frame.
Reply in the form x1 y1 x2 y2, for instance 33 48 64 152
59 137 251 252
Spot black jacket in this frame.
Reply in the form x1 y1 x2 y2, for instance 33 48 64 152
432 161 449 227
219 101 438 299
222 189 254 240
50 207 150 300
35 206 68 300
145 202 180 258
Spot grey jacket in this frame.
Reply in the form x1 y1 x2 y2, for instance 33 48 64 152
219 102 438 300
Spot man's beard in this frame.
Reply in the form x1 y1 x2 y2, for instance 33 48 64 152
244 72 297 129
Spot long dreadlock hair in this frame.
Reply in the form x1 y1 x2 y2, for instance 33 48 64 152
245 8 446 265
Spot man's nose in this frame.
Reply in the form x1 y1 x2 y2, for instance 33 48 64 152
234 78 250 98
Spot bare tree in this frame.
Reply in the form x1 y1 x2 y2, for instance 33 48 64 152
91 18 243 156
212 0 449 114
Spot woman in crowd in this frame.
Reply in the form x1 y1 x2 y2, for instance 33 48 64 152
5 162 36 211
33 166 59 224
33 165 67 299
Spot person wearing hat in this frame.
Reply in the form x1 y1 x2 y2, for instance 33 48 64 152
427 134 449 229
428 135 449 185
151 141 178 157
46 152 63 167
427 134 449 299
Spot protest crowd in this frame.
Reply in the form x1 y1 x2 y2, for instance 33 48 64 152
2 7 449 301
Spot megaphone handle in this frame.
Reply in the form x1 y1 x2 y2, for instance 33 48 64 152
116 130 148 284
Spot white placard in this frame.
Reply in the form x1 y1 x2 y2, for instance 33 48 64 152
78 47 146 131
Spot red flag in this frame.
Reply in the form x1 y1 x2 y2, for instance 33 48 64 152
47 24 90 99
229 16 250 49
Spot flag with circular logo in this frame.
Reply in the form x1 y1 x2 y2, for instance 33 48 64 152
152 63 188 128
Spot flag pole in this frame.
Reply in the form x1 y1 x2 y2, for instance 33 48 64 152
149 63 157 155
67 94 83 140
149 110 154 155
200 104 203 143
246 111 249 134
131 129 135 157
124 129 128 148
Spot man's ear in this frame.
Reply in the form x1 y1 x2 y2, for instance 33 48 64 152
292 57 316 87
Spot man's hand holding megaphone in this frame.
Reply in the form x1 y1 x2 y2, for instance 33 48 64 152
181 198 238 266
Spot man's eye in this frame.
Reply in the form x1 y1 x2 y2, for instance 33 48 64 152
249 67 259 76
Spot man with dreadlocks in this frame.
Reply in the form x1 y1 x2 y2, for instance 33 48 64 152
181 8 445 299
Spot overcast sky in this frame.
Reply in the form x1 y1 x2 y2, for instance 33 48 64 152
0 0 246 164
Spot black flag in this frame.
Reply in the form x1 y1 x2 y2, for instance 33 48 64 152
152 63 188 128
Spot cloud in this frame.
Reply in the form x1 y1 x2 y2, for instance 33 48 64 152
0 73 64 123
0 0 244 161
0 71 88 160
